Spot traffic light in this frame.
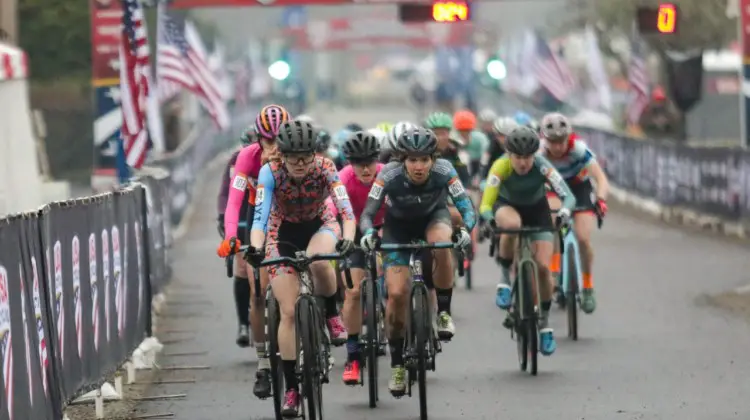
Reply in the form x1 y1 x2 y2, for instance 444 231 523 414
268 60 290 81
486 59 506 80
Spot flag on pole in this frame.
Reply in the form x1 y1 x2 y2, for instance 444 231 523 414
157 4 230 130
530 33 576 101
626 23 651 126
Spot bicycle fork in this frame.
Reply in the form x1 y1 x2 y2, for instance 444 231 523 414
560 233 583 303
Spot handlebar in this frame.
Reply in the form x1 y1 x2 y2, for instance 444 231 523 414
376 241 465 277
259 253 349 269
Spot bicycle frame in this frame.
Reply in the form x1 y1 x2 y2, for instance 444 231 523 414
559 225 583 300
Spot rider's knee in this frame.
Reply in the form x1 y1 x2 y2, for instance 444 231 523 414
310 260 332 279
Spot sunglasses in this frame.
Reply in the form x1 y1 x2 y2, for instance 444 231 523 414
284 153 315 165
348 157 377 166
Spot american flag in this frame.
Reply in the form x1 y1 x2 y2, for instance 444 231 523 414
157 5 230 130
119 0 151 169
626 25 651 125
530 33 576 101
234 63 250 107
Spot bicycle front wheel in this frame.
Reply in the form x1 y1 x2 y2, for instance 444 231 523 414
566 248 579 341
520 263 538 376
362 276 379 408
297 297 324 420
266 292 283 420
412 285 430 420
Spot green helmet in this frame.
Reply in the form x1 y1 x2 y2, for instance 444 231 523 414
424 112 453 130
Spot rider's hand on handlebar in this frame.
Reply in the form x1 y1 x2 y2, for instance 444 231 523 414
336 238 356 255
452 227 472 248
555 208 572 228
359 229 380 252
596 199 608 217
217 237 240 258
244 246 265 267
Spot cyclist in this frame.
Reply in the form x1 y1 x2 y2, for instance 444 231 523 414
216 104 289 398
243 120 356 417
478 108 497 137
514 111 532 127
375 122 393 134
324 131 387 385
296 114 314 123
379 121 416 163
480 117 518 184
216 127 255 347
479 126 574 356
538 113 609 314
359 127 476 397
453 110 490 187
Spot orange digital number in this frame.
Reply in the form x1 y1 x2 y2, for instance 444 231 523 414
657 3 677 33
432 2 468 22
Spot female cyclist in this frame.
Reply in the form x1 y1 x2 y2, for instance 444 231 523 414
216 104 289 399
324 131 387 385
244 120 357 417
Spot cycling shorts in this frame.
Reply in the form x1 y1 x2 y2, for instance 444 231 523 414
380 207 452 270
494 197 554 242
266 217 340 278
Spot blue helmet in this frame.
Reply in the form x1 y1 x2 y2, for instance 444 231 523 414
514 111 532 126
334 129 352 146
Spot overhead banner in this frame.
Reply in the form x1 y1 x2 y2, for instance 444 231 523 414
742 0 750 146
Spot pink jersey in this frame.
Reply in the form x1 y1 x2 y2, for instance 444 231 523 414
224 143 264 239
326 164 386 227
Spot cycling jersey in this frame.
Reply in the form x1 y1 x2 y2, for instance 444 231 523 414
325 164 386 225
224 143 265 239
218 149 241 215
252 157 355 233
360 159 477 233
438 146 471 187
538 134 594 183
462 130 490 161
481 140 505 181
479 155 574 220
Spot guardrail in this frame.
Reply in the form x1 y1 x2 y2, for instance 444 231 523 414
0 108 254 420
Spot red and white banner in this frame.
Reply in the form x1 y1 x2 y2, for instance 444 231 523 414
282 17 472 50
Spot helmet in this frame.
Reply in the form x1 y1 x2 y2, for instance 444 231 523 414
376 122 393 133
276 120 317 154
256 104 291 139
397 127 437 156
344 122 363 132
314 126 331 153
528 119 540 132
240 126 257 145
387 121 417 151
540 113 571 142
367 128 387 145
453 110 476 131
492 117 519 136
424 112 453 130
296 114 314 123
478 109 497 123
505 127 540 156
335 129 352 146
513 111 532 126
342 131 381 160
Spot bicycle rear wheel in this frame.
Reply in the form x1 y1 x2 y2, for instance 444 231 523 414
297 297 324 420
363 277 379 408
566 248 579 341
265 292 283 419
411 285 430 420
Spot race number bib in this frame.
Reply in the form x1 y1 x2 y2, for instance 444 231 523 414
487 174 500 187
368 184 383 200
255 187 265 205
232 176 247 191
334 185 349 201
448 178 465 197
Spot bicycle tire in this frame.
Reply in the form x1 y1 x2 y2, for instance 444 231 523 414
520 263 538 376
566 248 579 341
412 285 430 420
363 277 379 408
513 280 528 372
265 292 284 420
297 296 324 420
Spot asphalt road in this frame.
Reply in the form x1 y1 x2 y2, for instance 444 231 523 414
133 107 750 420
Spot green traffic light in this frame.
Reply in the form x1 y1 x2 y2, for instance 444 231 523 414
486 59 506 80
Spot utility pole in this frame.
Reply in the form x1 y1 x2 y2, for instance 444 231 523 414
0 0 17 44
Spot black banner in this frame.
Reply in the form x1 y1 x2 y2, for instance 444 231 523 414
578 126 745 220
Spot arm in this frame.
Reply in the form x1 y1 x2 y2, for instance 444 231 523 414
217 160 233 215
479 158 504 222
223 152 249 239
324 160 356 241
538 156 575 212
249 164 276 249
587 160 609 201
360 175 387 234
446 166 477 231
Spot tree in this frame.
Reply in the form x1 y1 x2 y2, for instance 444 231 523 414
592 0 735 51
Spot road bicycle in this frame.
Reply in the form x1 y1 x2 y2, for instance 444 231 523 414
488 223 559 376
376 240 464 420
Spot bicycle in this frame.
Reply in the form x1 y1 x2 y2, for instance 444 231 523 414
376 240 464 420
339 248 383 408
487 222 559 376
251 248 352 420
556 208 603 341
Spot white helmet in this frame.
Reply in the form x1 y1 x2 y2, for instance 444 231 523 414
386 121 417 151
367 128 387 146
296 114 314 123
493 117 519 136
478 108 497 123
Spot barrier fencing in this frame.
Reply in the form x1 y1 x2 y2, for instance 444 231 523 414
0 108 254 419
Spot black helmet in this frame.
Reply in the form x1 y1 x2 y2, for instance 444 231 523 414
397 127 437 156
314 126 331 153
342 131 381 160
276 120 317 153
505 126 540 156
345 122 363 132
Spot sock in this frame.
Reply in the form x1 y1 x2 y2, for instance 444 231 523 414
498 257 512 285
233 277 250 326
324 294 339 319
256 342 270 370
582 272 593 289
283 360 298 391
346 334 360 361
436 287 452 314
550 252 561 276
389 337 404 367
